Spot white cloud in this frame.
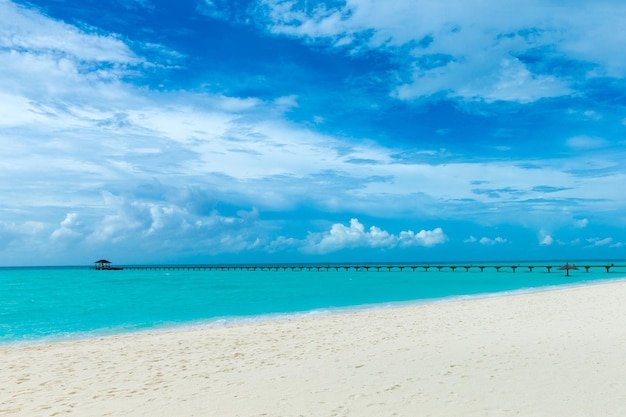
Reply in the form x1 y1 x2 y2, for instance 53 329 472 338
2 0 624 228
308 218 394 252
266 235 299 253
0 1 137 64
538 228 553 246
575 218 589 228
0 220 47 246
464 235 477 243
302 218 446 254
398 228 447 248
586 237 613 247
540 235 554 246
395 56 571 103
50 212 85 242
47 192 269 257
259 0 626 102
273 94 299 109
0 0 183 123
582 110 602 121
479 236 507 245
566 136 609 150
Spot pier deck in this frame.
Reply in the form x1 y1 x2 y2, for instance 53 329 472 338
96 263 625 273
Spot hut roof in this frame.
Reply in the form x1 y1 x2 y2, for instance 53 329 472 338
95 259 111 264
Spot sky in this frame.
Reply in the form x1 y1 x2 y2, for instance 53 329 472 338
1 0 626 266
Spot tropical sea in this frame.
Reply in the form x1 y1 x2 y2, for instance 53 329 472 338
2 260 625 346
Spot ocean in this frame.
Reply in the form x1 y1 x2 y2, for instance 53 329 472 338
2 261 625 345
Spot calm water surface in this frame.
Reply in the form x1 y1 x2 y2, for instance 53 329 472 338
1 261 625 345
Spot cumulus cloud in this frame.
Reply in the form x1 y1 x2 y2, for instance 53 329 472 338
398 228 447 247
302 218 446 254
86 192 263 251
50 212 83 241
538 229 553 246
306 218 394 253
479 236 508 245
539 235 554 246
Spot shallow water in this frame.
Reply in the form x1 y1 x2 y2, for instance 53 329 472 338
1 261 625 345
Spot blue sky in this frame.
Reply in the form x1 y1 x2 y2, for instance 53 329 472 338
1 0 625 266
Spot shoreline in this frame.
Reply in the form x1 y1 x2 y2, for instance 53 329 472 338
5 276 626 348
4 279 626 416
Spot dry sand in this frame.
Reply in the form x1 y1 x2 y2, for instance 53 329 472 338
3 281 626 416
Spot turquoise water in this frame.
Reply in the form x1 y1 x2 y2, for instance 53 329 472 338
1 262 625 345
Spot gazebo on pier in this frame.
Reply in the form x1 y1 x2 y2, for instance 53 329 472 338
94 259 123 270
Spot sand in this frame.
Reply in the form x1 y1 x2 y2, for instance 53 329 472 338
3 281 626 417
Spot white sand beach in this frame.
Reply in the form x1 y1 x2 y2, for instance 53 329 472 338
3 281 626 416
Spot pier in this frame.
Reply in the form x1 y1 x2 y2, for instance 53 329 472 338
107 263 624 273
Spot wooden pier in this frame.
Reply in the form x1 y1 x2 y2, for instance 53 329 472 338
109 263 624 273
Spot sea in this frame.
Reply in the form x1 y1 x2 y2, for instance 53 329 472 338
2 260 625 346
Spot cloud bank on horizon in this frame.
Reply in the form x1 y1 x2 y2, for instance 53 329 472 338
1 0 625 265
